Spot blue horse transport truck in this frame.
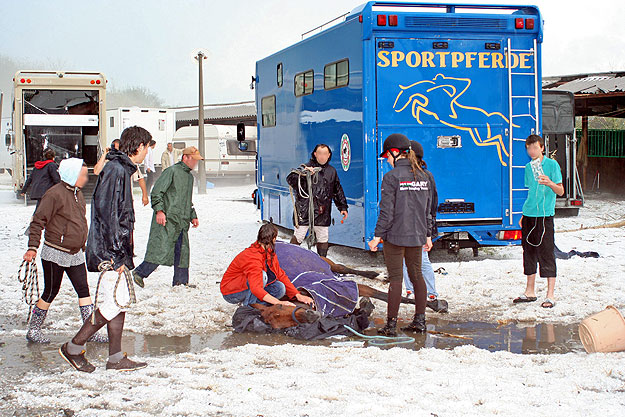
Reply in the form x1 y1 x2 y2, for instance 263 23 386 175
254 2 543 253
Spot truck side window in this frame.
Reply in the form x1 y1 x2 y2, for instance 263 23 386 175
261 95 276 127
324 59 349 90
294 70 314 97
277 63 283 87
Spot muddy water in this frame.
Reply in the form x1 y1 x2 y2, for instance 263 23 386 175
0 318 583 414
0 318 583 375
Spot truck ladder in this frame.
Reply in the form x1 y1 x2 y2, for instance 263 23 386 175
506 38 540 225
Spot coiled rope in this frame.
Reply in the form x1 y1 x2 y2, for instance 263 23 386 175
17 260 40 323
92 261 136 324
288 165 321 249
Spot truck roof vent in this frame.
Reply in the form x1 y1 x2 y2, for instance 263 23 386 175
405 16 507 29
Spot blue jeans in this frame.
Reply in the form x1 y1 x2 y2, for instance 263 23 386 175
134 232 189 286
404 250 437 297
223 271 286 306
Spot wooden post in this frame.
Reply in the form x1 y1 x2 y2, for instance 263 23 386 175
578 115 589 190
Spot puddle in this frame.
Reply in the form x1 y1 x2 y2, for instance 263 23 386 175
0 317 584 414
0 318 583 376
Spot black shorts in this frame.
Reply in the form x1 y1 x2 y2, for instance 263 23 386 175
521 216 556 278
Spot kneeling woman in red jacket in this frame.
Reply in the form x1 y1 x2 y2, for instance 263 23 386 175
221 224 314 307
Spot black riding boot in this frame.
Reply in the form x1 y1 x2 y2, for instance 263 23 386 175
401 313 426 333
378 317 398 336
316 242 329 257
289 236 300 245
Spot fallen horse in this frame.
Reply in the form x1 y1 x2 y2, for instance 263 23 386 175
234 241 447 334
278 241 448 315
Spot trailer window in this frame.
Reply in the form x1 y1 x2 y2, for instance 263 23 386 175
324 59 349 90
294 70 314 97
277 63 283 87
261 95 276 127
110 116 115 128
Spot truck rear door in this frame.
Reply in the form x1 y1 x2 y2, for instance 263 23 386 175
375 37 509 224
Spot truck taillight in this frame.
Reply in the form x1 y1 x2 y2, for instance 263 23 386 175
26 79 31 83
377 15 386 26
20 78 25 83
96 80 101 84
388 15 398 26
525 18 534 29
571 200 582 206
358 15 363 23
497 230 522 240
515 18 524 29
90 80 95 84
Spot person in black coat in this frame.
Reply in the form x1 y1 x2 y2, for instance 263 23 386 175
286 144 348 257
368 134 433 337
21 149 60 210
60 126 151 373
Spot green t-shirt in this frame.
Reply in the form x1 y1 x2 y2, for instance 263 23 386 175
522 156 562 217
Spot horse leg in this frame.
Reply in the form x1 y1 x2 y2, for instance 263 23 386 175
322 257 380 279
357 283 415 305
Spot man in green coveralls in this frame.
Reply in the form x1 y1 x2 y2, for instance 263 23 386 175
132 146 204 287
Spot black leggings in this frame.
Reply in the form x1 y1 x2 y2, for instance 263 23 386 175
41 260 90 303
383 241 426 318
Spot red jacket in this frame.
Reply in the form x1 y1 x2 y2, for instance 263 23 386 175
221 243 299 300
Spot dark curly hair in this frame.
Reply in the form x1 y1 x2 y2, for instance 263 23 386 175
43 148 55 161
257 223 278 260
119 126 152 156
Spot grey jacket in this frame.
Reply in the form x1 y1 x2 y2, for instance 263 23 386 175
374 159 433 247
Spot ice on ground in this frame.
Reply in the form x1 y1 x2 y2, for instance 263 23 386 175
11 344 625 417
1 174 624 416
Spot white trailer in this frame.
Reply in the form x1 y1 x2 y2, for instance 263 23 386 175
106 107 175 170
1 116 12 175
172 124 256 178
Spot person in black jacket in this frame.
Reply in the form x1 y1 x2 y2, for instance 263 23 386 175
368 134 433 336
402 140 448 313
286 144 348 257
21 148 60 210
59 126 151 373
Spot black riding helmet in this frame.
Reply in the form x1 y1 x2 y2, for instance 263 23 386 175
380 133 410 158
410 140 424 159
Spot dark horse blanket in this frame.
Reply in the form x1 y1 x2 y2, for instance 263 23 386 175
275 241 359 317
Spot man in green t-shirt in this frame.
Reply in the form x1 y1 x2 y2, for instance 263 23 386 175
513 134 564 309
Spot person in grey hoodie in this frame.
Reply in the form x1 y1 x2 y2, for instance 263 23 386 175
368 133 433 336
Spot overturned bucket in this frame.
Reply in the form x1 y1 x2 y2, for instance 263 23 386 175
579 306 625 353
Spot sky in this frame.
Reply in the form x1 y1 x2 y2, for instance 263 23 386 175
1 0 624 109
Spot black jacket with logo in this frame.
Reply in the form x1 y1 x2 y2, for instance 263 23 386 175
425 169 438 236
374 159 433 247
86 149 138 272
286 158 348 227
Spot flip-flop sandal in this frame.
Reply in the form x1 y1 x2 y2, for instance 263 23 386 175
513 295 538 303
541 299 556 308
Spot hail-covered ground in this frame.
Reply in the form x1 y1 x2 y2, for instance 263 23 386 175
0 172 624 417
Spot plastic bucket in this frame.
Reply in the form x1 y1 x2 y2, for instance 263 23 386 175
578 306 625 353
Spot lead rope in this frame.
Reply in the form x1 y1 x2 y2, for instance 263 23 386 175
343 325 415 347
92 260 137 324
17 260 40 323
289 165 321 249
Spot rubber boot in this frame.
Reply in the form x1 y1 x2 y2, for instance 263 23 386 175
378 317 398 337
289 236 300 245
26 305 51 344
316 242 329 257
80 304 109 343
401 313 426 333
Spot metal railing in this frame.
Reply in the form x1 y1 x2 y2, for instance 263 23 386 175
576 129 625 158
